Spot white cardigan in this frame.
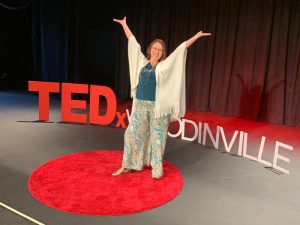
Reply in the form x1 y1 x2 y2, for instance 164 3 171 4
128 36 188 121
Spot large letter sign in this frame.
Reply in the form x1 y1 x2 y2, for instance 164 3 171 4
28 81 116 125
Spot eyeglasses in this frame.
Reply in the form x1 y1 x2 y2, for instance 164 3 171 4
152 47 163 52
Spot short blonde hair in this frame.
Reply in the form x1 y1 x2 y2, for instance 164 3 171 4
146 39 167 61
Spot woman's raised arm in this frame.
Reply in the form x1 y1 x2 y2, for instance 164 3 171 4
113 16 133 39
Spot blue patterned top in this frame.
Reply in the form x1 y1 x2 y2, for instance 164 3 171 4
136 63 156 101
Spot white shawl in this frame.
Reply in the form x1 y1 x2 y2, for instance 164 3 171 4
128 35 187 121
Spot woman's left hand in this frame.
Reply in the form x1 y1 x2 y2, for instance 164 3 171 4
196 31 212 38
186 30 212 48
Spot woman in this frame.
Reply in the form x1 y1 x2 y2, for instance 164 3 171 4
112 17 211 178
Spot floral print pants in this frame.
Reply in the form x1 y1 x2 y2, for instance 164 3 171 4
122 99 170 178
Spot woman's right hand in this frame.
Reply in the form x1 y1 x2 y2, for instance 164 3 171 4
113 17 127 26
113 16 133 39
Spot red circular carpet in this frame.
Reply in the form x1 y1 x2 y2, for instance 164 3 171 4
28 150 184 216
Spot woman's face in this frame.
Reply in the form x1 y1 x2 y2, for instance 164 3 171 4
150 42 163 61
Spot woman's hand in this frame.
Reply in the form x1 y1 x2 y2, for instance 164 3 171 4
113 16 133 39
186 30 212 48
196 31 212 38
113 17 127 26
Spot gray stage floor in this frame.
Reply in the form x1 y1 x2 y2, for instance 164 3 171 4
1 91 300 225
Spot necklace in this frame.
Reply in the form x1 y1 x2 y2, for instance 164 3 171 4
140 65 155 86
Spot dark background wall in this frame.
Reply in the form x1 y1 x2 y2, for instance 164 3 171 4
0 0 33 90
0 0 299 126
0 0 117 89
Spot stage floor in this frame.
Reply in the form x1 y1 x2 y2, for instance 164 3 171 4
1 90 300 225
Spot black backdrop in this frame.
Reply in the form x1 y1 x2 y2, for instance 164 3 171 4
1 0 299 126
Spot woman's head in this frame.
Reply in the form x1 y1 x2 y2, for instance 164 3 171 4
146 39 166 62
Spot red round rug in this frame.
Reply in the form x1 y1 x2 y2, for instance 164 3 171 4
28 150 184 216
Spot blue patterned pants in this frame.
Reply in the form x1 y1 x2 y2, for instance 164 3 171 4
122 99 170 178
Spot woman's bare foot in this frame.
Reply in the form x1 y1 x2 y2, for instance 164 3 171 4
112 167 132 176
